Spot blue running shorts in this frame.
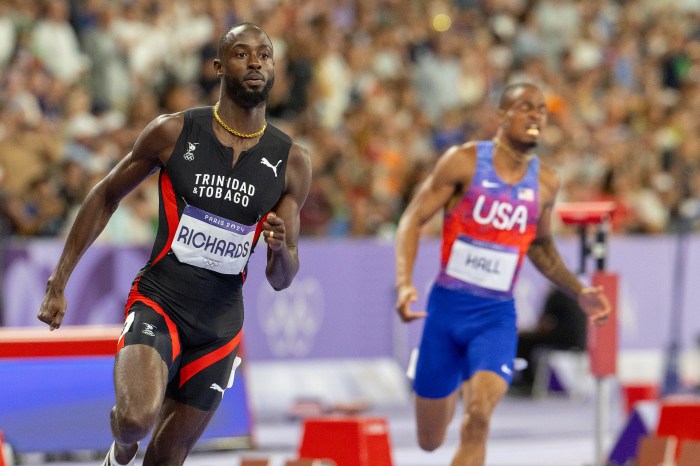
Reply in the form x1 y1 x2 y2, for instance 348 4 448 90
413 284 518 399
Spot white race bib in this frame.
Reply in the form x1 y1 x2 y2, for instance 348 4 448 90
171 205 256 275
445 236 519 292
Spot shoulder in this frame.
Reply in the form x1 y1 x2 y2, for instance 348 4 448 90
147 111 186 142
133 111 186 163
264 122 310 173
410 141 478 196
264 122 294 146
288 141 312 179
435 141 477 167
433 141 478 179
281 140 311 202
537 159 561 202
537 159 560 188
137 112 185 147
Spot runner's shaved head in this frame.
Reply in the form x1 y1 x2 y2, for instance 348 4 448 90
498 83 541 110
217 22 273 59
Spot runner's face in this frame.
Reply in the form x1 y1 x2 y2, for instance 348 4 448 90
217 27 275 108
502 87 548 148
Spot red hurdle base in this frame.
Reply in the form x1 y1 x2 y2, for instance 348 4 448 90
657 396 700 459
298 417 393 466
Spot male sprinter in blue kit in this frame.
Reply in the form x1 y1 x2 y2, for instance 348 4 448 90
38 23 311 466
394 83 610 466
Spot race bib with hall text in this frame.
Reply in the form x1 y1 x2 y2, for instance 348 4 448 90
445 235 519 292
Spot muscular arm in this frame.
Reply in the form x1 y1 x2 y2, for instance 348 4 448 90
528 164 610 325
38 114 182 330
528 235 584 298
394 144 474 322
527 200 584 298
263 142 312 290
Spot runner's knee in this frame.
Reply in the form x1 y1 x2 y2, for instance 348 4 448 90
111 403 159 443
417 430 445 452
461 401 491 443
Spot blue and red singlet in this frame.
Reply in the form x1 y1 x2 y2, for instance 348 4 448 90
413 141 540 397
436 140 539 300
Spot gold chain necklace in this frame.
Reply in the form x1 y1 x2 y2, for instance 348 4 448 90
493 137 532 162
213 102 266 138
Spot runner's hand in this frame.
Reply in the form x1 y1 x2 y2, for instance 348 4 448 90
38 282 67 331
396 284 427 323
263 212 285 251
578 286 610 327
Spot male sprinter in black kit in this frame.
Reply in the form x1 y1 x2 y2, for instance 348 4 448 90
37 23 311 466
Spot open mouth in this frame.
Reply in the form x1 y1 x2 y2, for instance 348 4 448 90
526 127 540 136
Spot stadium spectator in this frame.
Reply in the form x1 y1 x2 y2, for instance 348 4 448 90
2 0 700 240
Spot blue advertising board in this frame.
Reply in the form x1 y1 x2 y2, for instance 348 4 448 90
0 355 252 453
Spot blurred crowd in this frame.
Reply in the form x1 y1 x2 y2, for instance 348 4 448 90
2 0 700 242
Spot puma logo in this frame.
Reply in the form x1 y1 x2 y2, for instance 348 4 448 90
210 383 226 397
261 158 282 177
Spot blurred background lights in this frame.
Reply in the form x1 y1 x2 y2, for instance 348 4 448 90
432 13 452 32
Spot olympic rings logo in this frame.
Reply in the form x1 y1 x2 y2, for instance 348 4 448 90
202 258 221 267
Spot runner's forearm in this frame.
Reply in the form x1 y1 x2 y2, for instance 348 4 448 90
49 185 119 291
265 245 299 290
527 236 583 298
395 215 421 289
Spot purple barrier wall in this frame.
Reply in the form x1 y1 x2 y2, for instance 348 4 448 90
2 236 699 362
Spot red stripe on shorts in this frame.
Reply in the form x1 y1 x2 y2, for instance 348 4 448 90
178 330 242 388
121 284 182 362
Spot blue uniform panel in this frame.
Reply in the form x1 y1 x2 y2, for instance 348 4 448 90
413 284 518 398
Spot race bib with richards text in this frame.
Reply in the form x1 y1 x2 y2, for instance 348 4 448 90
171 205 256 275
